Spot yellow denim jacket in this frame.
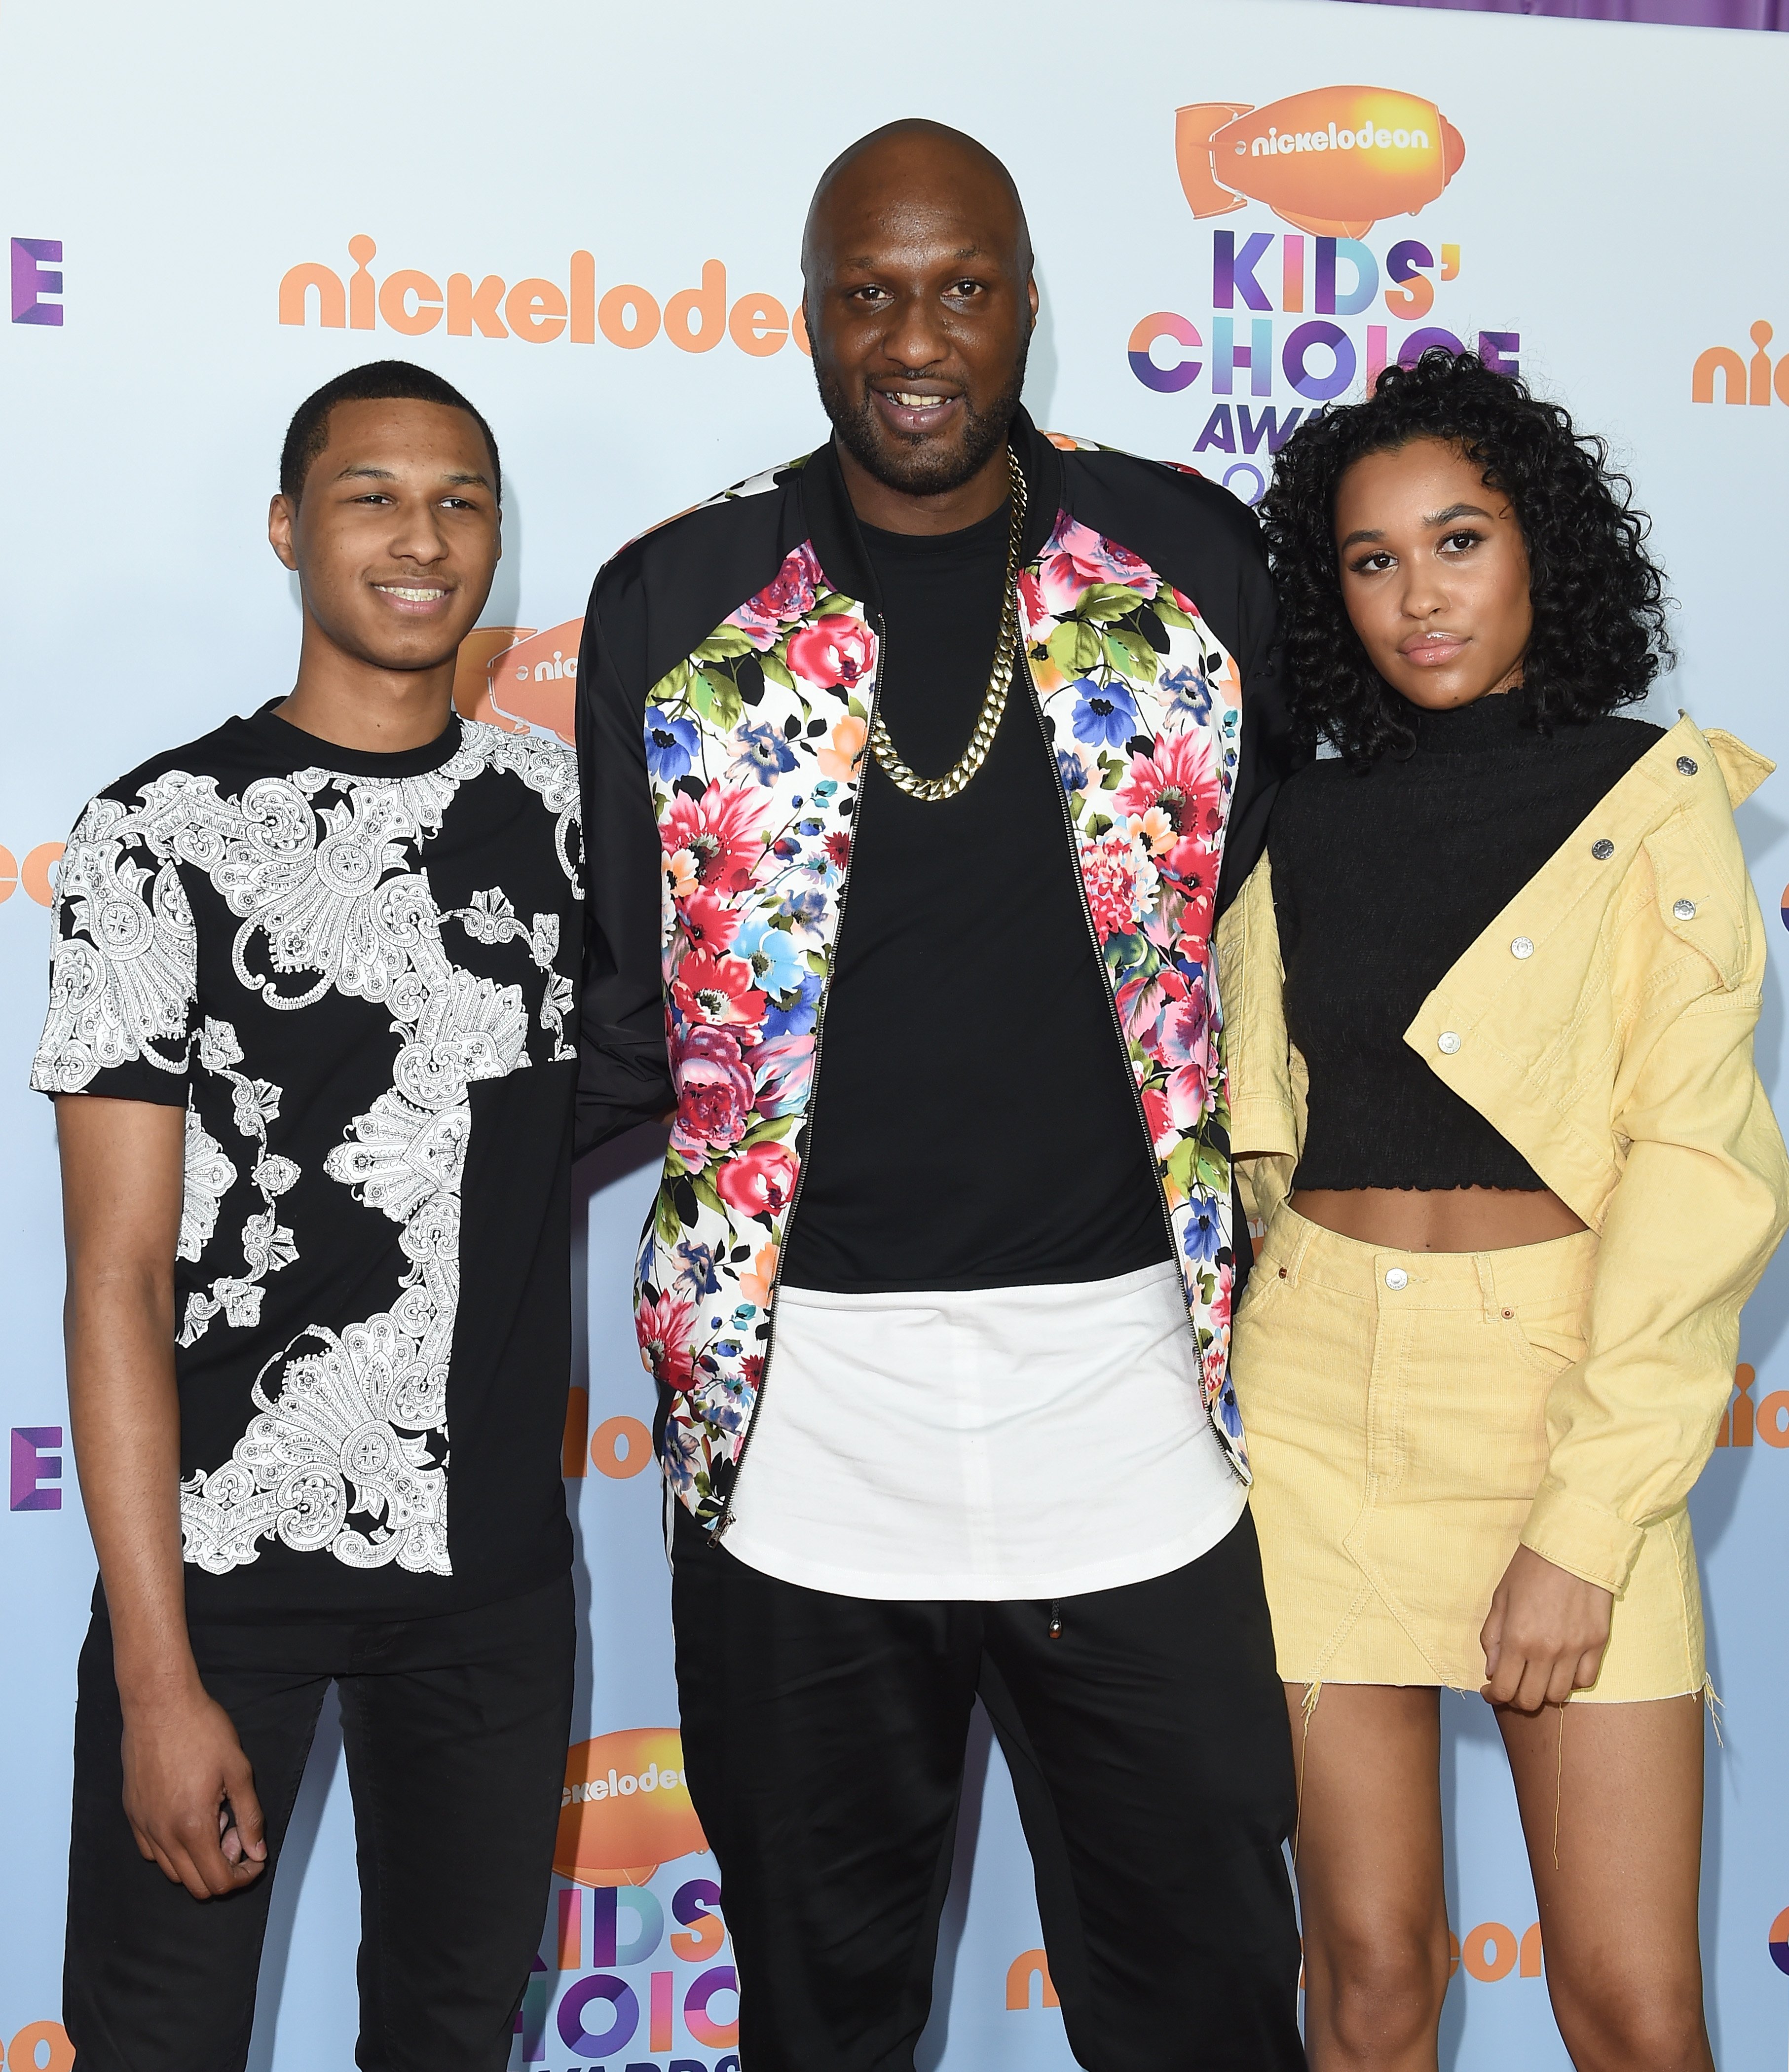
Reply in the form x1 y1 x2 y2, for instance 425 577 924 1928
1217 715 1789 1594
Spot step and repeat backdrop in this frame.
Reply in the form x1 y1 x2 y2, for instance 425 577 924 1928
2 1 1787 2066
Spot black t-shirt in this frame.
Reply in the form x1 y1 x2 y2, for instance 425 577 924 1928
779 503 1171 1293
32 704 582 1619
1270 696 1662 1192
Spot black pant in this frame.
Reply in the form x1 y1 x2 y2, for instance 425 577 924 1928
672 1507 1304 2072
65 1572 576 2072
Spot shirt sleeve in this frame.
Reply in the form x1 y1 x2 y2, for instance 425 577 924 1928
574 574 675 1159
1520 845 1789 1592
29 792 197 1105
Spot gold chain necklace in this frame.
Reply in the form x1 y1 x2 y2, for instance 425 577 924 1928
868 452 1028 804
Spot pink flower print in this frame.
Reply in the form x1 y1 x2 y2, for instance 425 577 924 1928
1032 518 1158 618
717 1141 799 1221
1117 732 1222 925
677 887 740 956
817 713 867 782
637 1289 697 1393
785 615 875 693
1160 989 1217 1131
1140 1083 1179 1159
672 948 768 1034
727 542 823 651
670 1025 758 1161
661 784 768 896
1081 830 1158 941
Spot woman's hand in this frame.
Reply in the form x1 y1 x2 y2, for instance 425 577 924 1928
1480 1544 1612 1711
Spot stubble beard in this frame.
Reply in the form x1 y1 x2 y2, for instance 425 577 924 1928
815 338 1031 500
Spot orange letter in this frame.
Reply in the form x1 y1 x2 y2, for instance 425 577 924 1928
570 250 596 345
666 260 727 352
23 842 64 906
563 1386 590 1478
1004 1950 1059 2011
377 270 443 336
1732 1363 1756 1447
592 1415 652 1479
599 285 661 349
1461 1922 1517 1983
1751 321 1776 405
1757 1390 1789 1447
1519 1923 1544 1977
9 2022 75 2072
447 275 509 339
507 278 568 344
1693 346 1746 404
0 845 16 903
347 235 376 331
729 293 788 357
278 262 345 329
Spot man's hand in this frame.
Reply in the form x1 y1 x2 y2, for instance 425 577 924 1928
1480 1543 1612 1711
121 1685 266 1899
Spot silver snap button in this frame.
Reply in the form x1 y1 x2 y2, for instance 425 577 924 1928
1591 839 1614 860
1511 936 1534 960
1673 897 1697 921
1385 1267 1409 1291
1438 1031 1461 1054
1677 756 1698 777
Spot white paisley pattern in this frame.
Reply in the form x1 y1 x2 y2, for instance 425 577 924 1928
33 720 580 1579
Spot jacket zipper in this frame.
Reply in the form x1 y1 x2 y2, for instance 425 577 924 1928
1021 652 1186 1286
711 611 886 1541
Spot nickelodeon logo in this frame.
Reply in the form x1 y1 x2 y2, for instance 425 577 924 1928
557 1728 707 1887
1714 1364 1789 1448
451 619 583 745
1694 321 1789 406
1177 87 1466 238
279 236 810 359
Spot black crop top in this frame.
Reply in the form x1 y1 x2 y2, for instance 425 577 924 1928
1268 695 1662 1193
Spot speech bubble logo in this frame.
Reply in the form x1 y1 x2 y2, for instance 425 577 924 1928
452 618 584 744
1177 87 1465 239
556 1728 708 1888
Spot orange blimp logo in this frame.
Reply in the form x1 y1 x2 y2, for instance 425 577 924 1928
1177 87 1465 238
556 1729 708 1888
451 618 583 744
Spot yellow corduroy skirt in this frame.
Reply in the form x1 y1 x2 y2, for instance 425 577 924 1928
1231 1205 1705 1702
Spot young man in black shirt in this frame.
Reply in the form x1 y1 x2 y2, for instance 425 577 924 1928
578 124 1305 2069
35 362 581 2072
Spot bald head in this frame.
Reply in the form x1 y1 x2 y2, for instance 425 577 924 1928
800 120 1038 523
802 119 1033 284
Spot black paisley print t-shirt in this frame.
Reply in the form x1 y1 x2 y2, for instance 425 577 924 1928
31 704 580 1619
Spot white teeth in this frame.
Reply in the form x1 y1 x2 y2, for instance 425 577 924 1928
890 392 949 408
377 586 446 602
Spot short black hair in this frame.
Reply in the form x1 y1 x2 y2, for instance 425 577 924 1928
1258 349 1672 768
278 359 501 503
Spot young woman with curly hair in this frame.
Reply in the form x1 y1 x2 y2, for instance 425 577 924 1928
1220 350 1788 2071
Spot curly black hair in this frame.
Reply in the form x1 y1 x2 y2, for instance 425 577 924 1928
1257 350 1672 767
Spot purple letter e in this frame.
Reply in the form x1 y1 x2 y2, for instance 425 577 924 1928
11 1427 63 1510
11 238 64 326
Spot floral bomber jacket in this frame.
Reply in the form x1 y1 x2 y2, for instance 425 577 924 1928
575 410 1294 1531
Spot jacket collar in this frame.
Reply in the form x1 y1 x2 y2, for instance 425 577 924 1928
798 405 1064 620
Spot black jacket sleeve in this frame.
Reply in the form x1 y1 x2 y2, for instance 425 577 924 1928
574 569 674 1159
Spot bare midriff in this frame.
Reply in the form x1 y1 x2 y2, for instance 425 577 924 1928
1289 1185 1588 1254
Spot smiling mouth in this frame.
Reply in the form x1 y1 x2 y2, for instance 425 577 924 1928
373 583 452 608
871 386 962 431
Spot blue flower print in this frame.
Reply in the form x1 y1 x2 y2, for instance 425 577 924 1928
674 1239 721 1297
736 916 806 998
1182 1195 1223 1263
764 968 822 1040
1071 678 1140 750
646 706 699 782
1057 747 1088 796
1159 665 1212 725
779 889 826 937
729 720 800 787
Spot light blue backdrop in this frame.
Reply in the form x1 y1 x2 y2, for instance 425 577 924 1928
1 2 1786 2067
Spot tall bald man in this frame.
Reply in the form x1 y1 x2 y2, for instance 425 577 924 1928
577 122 1305 2068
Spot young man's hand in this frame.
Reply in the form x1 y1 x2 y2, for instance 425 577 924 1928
1480 1543 1612 1710
120 1685 266 1898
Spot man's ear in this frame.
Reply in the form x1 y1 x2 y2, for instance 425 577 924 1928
1027 274 1040 331
267 492 299 574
